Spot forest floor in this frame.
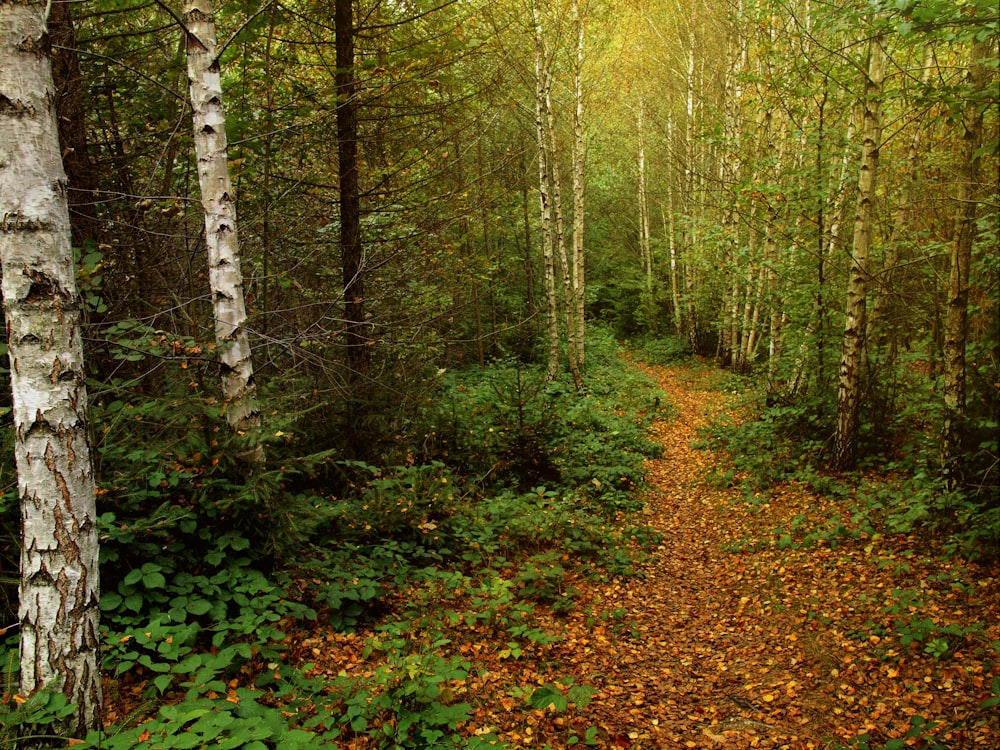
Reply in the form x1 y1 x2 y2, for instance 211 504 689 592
470 360 999 750
106 362 1000 749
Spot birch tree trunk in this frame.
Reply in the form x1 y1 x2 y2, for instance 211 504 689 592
571 0 586 370
834 33 885 468
942 39 991 489
185 0 263 459
666 117 683 338
532 1 560 382
544 59 583 390
0 0 102 734
683 35 700 351
637 97 653 299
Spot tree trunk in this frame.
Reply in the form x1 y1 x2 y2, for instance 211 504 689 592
683 35 700 351
637 97 653 299
834 33 885 468
48 0 102 248
942 39 990 489
336 0 370 381
0 1 102 734
532 1 560 382
544 60 583 391
185 0 263 460
666 118 683 339
571 0 586 370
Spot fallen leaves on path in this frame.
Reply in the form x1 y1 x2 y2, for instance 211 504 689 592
104 362 999 749
522 361 999 749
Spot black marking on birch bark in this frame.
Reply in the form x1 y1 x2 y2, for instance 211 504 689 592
25 269 69 302
2 211 47 230
17 33 49 59
46 442 74 514
0 93 35 117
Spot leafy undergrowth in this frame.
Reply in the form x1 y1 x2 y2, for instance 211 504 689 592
4 360 998 749
270 361 999 749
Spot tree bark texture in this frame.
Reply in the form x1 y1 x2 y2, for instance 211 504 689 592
185 0 263 450
543 55 583 391
571 0 586 369
48 0 101 248
532 1 560 382
834 34 884 468
336 0 370 381
942 39 991 489
0 0 102 734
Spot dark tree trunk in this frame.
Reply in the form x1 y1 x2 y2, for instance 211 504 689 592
49 0 101 248
336 0 369 381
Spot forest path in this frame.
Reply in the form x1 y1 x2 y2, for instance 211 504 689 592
532 361 999 749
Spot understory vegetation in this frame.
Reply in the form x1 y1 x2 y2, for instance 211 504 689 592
0 329 666 749
700 358 1000 561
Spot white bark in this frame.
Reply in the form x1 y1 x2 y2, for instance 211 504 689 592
0 0 101 733
835 33 885 468
544 56 582 390
185 0 262 453
637 97 653 296
532 1 560 382
666 117 683 338
571 0 586 369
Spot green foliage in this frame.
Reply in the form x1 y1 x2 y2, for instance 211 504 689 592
0 689 79 749
77 692 343 749
422 337 662 513
703 360 1000 557
629 335 694 366
334 637 479 749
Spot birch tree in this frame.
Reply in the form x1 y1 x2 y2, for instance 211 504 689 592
185 0 262 460
834 31 885 468
571 0 586 369
0 0 101 733
532 0 561 382
942 38 992 489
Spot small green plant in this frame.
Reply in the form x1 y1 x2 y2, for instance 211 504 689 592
0 689 79 748
333 637 487 749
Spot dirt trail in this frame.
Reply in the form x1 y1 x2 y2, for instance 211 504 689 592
538 362 999 749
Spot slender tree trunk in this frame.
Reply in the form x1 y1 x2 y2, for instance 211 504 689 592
666 118 683 338
49 1 101 248
544 63 583 390
571 0 586 370
532 1 560 382
942 39 990 489
834 33 885 468
336 0 369 381
637 97 653 299
521 147 536 311
185 0 263 462
683 35 700 351
0 1 102 734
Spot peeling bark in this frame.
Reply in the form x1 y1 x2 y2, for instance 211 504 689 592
834 33 884 468
0 0 101 734
184 0 263 460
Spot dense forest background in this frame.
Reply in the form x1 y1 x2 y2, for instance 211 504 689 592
0 0 997 746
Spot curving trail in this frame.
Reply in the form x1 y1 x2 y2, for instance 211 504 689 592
533 362 999 749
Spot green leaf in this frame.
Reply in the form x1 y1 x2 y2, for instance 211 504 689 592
187 599 213 615
143 571 167 589
123 568 143 586
527 685 567 712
